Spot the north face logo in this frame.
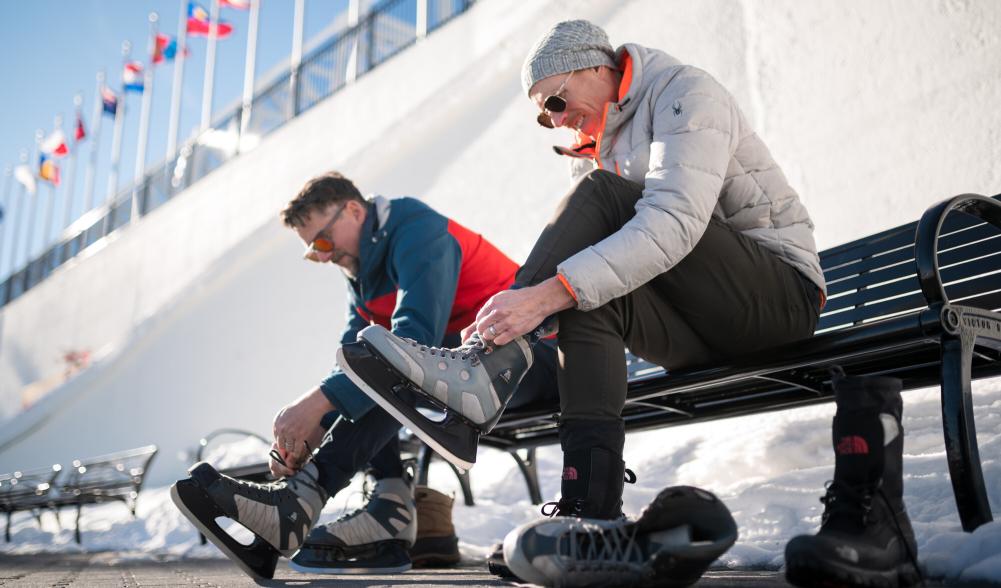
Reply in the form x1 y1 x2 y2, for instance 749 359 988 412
836 436 869 455
562 467 579 481
288 511 298 522
499 369 512 383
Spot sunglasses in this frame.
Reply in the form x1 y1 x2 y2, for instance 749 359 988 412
303 204 347 262
536 70 576 129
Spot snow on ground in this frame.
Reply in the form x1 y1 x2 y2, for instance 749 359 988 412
2 378 1000 585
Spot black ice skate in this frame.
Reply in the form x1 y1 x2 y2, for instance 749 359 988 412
290 476 416 575
170 460 327 580
785 375 922 588
338 325 533 470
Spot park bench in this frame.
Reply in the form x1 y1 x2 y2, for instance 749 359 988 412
471 192 1001 533
0 465 62 542
1 445 158 544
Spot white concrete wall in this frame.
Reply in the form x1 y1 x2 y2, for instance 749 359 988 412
0 0 998 485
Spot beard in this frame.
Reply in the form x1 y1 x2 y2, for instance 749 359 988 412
332 252 359 278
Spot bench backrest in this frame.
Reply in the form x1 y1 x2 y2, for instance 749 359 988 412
60 445 158 502
0 465 62 509
817 194 1001 332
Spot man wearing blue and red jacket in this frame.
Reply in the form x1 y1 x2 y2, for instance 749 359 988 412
179 171 557 577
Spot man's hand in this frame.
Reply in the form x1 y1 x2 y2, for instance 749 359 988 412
269 442 298 478
272 387 335 469
475 277 575 345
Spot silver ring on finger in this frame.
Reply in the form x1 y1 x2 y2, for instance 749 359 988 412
284 440 296 451
488 324 497 337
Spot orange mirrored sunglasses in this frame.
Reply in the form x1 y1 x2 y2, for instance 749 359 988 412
303 204 347 262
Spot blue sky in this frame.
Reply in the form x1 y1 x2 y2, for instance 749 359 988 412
0 0 352 279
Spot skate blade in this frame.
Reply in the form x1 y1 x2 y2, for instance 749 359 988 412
170 480 279 580
338 343 478 471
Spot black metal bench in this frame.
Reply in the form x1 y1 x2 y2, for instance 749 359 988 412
50 445 158 543
472 193 1001 533
0 465 62 542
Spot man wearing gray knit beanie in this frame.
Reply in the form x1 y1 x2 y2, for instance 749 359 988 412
350 18 832 585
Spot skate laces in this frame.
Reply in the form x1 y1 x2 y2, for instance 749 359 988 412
563 521 644 572
264 440 323 496
404 335 488 362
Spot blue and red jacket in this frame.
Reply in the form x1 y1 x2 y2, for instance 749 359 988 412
320 195 517 420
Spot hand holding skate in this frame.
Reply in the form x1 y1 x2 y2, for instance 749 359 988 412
474 278 572 345
273 387 333 467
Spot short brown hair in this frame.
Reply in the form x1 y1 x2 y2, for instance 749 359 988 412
281 171 365 228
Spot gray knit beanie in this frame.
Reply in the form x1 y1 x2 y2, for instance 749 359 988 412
521 19 617 96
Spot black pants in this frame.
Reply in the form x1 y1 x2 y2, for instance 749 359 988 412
311 334 559 494
516 170 819 424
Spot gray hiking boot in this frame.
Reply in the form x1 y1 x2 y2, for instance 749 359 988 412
290 476 416 574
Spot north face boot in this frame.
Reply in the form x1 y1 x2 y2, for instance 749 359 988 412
785 375 922 587
549 418 629 518
289 476 416 574
409 485 461 567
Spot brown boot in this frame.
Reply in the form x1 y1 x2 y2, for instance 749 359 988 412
408 485 461 567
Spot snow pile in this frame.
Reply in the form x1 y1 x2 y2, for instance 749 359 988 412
2 379 1000 584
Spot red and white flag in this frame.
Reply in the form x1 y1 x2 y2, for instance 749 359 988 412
220 0 251 9
75 112 87 142
41 129 69 157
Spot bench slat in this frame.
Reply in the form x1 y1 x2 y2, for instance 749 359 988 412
822 252 1001 314
826 235 1001 295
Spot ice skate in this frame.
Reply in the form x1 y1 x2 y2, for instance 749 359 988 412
290 476 416 574
170 460 327 580
339 325 533 469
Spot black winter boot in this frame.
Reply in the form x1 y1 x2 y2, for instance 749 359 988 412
785 375 922 587
547 418 629 518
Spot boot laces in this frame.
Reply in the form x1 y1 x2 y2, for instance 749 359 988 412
260 440 324 499
563 521 644 573
541 497 588 517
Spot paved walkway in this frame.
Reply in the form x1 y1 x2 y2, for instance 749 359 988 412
0 553 796 587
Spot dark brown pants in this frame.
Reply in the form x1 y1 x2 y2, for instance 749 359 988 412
515 170 819 423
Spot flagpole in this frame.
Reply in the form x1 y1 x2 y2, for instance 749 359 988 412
107 41 131 204
288 0 304 120
8 150 29 273
25 131 44 264
167 0 188 160
41 116 62 250
346 0 360 83
63 93 84 230
132 12 159 224
83 71 104 212
239 0 260 150
0 166 12 278
199 0 221 131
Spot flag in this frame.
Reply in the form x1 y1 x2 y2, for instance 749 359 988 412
41 130 69 158
101 85 118 116
14 164 36 195
187 2 234 38
221 0 251 9
153 33 180 64
39 154 60 186
75 112 86 142
123 61 144 92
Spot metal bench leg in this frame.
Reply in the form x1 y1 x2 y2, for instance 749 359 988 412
75 504 82 544
416 444 475 506
510 448 543 505
941 331 993 531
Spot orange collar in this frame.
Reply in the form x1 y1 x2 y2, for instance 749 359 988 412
568 52 634 159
